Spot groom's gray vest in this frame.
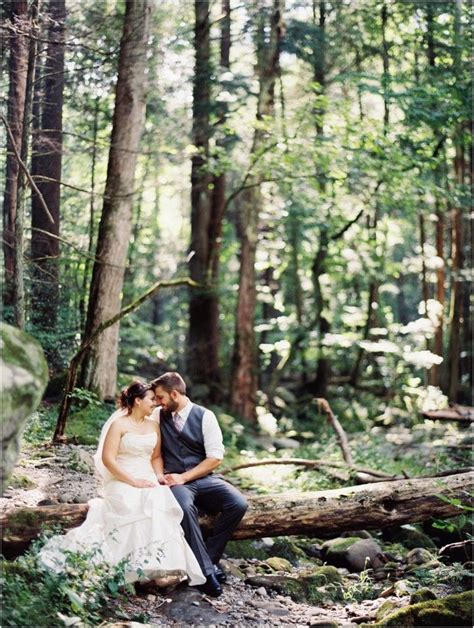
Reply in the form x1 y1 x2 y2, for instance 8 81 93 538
160 404 207 474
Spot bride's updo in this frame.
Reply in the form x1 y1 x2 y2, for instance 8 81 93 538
118 381 152 413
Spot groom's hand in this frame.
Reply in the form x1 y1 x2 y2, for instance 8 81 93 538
163 473 186 486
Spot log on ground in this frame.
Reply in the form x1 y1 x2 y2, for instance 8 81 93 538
1 471 472 558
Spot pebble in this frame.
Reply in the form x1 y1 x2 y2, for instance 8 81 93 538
256 587 267 596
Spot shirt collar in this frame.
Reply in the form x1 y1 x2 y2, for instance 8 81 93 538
174 399 192 421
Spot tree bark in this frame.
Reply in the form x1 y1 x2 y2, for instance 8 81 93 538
30 0 65 346
186 0 215 393
79 0 154 399
230 0 284 420
2 0 29 316
2 471 472 558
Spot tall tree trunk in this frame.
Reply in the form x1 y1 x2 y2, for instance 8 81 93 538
431 198 446 386
381 1 390 132
14 0 41 330
30 0 65 355
2 0 29 318
186 0 214 393
446 0 465 402
230 0 284 420
79 0 154 399
79 97 100 333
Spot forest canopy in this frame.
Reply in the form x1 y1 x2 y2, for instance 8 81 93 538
2 0 472 426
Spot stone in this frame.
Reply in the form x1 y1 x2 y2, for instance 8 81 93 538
256 586 267 596
409 588 437 605
304 566 342 586
406 548 434 566
371 590 472 626
0 323 48 493
265 557 293 572
382 524 437 550
376 600 400 621
323 537 384 571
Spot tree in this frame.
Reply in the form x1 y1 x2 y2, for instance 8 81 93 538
30 0 66 359
79 0 154 399
2 0 29 317
230 0 285 420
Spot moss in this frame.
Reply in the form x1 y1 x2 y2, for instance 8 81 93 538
409 588 437 605
265 557 293 572
324 536 360 554
371 591 472 627
225 539 269 561
6 508 42 534
376 600 400 621
268 537 307 563
9 474 36 489
304 566 342 587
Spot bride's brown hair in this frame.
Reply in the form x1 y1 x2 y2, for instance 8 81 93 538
118 381 152 413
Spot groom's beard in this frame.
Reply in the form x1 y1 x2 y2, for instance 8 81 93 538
165 399 179 413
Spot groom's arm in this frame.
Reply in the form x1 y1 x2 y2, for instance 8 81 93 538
164 408 224 486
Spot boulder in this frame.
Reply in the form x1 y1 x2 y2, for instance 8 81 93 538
383 524 437 550
406 548 434 566
409 588 437 605
369 590 472 626
0 323 48 493
265 557 293 572
322 537 385 571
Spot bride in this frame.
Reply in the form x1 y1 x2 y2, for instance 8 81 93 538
39 381 205 587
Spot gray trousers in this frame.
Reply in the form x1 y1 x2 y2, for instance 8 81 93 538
171 475 248 576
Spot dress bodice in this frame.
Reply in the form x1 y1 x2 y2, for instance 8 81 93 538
115 432 157 479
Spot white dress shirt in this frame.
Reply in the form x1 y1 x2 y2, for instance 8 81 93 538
152 400 225 460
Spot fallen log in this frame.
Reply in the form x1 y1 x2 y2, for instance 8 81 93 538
422 405 473 422
1 471 472 558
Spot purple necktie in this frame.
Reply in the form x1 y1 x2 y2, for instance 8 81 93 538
173 412 185 432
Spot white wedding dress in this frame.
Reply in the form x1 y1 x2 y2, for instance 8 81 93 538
39 430 205 585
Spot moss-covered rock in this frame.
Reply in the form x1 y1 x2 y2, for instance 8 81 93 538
304 566 342 587
267 537 308 563
409 588 437 605
376 600 401 621
406 547 434 566
225 539 269 561
323 537 384 571
1 324 48 493
370 591 472 626
265 556 293 572
383 525 437 550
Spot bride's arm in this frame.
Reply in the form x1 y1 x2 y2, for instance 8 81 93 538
150 424 165 484
102 421 156 488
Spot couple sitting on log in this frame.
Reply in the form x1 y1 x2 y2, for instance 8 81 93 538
40 372 248 598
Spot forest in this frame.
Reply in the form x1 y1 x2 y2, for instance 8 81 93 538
1 0 473 626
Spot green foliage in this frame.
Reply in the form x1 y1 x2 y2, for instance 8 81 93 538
0 539 132 627
342 570 378 603
66 399 114 445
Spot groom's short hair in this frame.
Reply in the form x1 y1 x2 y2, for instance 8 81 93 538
151 372 186 394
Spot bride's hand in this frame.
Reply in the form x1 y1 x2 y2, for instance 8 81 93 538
132 478 157 488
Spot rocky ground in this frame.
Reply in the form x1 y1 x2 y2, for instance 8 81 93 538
2 431 473 627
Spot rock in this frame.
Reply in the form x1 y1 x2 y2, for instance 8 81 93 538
409 588 437 605
0 323 48 493
273 437 300 450
72 494 89 504
371 590 472 626
341 530 374 540
220 558 245 580
393 579 415 597
406 548 434 566
265 557 293 572
304 566 342 586
245 574 306 602
70 447 96 473
382 524 437 550
376 600 401 621
439 540 474 563
256 586 267 596
309 621 339 628
323 537 384 571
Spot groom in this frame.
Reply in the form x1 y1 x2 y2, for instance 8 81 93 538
151 372 248 597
